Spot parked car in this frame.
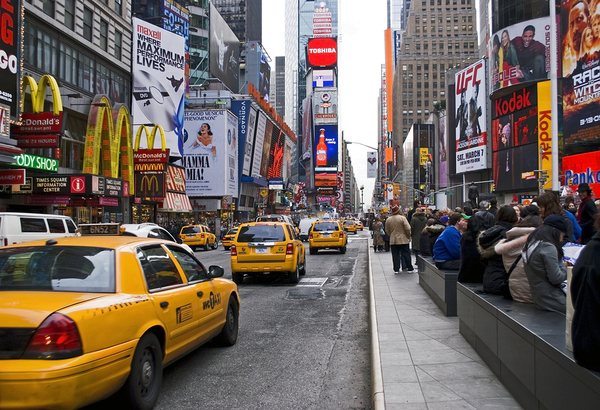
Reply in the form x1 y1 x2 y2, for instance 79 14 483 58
179 224 218 251
0 226 239 410
230 222 306 284
120 223 195 253
309 220 347 254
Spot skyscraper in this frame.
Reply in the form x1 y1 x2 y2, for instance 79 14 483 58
211 0 262 43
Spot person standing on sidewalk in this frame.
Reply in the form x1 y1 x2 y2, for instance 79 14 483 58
372 216 385 252
385 205 414 274
576 183 598 244
410 207 427 257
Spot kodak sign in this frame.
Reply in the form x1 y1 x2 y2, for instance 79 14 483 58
493 85 537 118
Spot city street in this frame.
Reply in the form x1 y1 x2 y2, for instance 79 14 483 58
86 229 372 409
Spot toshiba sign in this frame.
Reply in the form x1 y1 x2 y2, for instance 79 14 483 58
307 38 337 68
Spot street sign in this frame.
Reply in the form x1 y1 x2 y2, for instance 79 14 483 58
260 189 268 197
445 190 454 195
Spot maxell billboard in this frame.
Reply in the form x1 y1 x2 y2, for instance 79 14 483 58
313 88 337 124
183 110 238 197
454 59 488 173
209 2 240 93
132 18 186 157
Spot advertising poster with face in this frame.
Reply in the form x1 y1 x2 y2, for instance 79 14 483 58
438 113 448 188
251 112 267 177
454 59 488 173
209 3 239 93
562 0 600 148
489 17 551 93
132 18 186 157
491 83 540 192
183 110 237 196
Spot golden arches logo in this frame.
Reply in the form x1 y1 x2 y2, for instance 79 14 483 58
83 95 134 195
21 74 63 115
134 124 167 152
140 174 160 197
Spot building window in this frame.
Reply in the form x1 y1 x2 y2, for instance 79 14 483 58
115 31 122 60
64 0 75 30
83 8 93 42
403 65 407 71
114 0 122 16
43 0 55 17
425 82 429 88
100 20 108 51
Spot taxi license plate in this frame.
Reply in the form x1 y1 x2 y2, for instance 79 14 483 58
255 247 269 253
188 234 194 238
322 233 330 237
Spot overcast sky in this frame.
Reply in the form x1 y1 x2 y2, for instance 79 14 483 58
262 0 387 211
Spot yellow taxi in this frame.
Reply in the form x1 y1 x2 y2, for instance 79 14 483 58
0 224 240 410
308 220 347 254
222 227 238 250
179 224 218 251
230 222 306 284
342 219 358 234
355 219 364 231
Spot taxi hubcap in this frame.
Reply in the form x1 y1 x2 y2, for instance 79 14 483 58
141 354 154 388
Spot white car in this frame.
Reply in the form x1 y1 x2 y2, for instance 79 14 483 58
120 223 195 253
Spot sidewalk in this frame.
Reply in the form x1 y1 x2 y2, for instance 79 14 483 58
368 245 523 410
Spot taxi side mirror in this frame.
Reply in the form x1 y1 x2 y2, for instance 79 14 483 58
208 265 225 278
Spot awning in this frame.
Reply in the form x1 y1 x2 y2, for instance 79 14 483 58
158 192 192 212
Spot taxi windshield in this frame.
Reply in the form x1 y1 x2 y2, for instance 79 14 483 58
0 246 115 292
237 225 286 242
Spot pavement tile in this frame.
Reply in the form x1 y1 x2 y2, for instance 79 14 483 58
384 382 426 404
407 339 452 352
417 361 496 381
465 397 522 409
420 380 464 402
442 378 514 400
380 350 415 366
409 348 473 366
381 364 420 383
426 400 478 410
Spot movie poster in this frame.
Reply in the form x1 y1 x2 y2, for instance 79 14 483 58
183 110 237 196
454 59 488 173
562 0 600 148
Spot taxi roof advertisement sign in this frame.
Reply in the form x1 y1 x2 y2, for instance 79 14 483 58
183 110 238 197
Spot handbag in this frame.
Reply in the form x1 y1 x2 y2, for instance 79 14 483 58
500 254 521 300
379 227 386 236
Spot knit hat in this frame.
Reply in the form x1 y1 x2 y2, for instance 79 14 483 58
391 205 400 215
543 214 568 234
440 215 449 223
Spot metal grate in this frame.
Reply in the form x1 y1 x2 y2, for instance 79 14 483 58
297 277 328 287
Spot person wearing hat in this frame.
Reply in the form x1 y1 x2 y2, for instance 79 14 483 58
521 214 568 313
433 212 468 270
576 182 598 244
385 205 414 274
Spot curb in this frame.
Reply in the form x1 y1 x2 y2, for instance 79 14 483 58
368 238 385 409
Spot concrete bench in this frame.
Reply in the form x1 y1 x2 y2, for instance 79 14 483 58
457 282 600 410
417 256 458 316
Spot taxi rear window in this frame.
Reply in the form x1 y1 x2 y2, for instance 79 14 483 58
0 246 115 292
237 225 286 242
313 223 339 232
256 216 283 222
181 226 201 235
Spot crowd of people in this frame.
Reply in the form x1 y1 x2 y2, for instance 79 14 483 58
369 184 600 371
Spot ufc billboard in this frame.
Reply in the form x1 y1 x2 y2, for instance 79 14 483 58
307 38 337 68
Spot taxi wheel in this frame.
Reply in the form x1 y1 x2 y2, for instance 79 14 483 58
299 257 306 276
224 246 230 251
340 246 346 254
309 247 316 255
215 297 239 346
124 332 162 410
288 263 300 284
211 240 219 250
232 272 244 284
203 242 209 251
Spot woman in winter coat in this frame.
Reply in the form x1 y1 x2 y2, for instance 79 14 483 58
535 192 578 244
478 205 518 294
372 216 385 252
571 214 600 371
458 215 486 283
494 215 542 303
419 219 435 257
410 207 427 256
424 217 446 256
521 214 568 313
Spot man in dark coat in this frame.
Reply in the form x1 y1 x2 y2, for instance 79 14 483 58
576 183 598 244
474 201 495 229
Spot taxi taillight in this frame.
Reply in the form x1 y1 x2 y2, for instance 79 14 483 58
339 230 344 238
309 232 313 239
201 233 205 239
23 313 83 359
286 243 294 255
231 245 237 256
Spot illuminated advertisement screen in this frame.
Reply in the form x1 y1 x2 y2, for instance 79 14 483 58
313 124 338 171
209 3 240 93
454 59 487 173
491 83 539 192
267 126 285 179
489 17 551 94
562 0 600 153
563 151 600 196
0 0 21 119
313 88 337 125
307 38 337 68
313 70 334 87
260 119 274 178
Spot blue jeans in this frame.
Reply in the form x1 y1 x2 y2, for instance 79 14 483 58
391 244 414 272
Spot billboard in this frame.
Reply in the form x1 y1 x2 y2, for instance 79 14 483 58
314 124 337 187
367 151 377 178
563 151 600 196
132 18 186 157
183 110 238 196
231 100 252 182
161 0 190 52
489 17 551 93
209 2 240 93
562 0 600 151
307 38 338 68
260 119 274 178
301 96 313 161
313 88 338 124
313 11 332 37
241 105 257 176
313 70 334 87
251 111 267 177
259 53 271 102
491 83 546 192
267 127 285 179
454 59 488 173
0 0 20 120
438 113 448 188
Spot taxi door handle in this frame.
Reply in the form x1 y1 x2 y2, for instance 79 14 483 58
160 301 169 308
197 291 203 298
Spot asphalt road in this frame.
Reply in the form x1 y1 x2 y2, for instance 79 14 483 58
87 229 372 409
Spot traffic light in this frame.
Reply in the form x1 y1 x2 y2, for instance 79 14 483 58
231 203 235 211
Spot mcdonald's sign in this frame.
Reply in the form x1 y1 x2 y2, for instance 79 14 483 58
12 75 66 139
133 124 169 172
83 96 134 195
135 173 165 199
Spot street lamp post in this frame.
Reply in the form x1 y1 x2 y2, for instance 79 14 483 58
360 185 364 213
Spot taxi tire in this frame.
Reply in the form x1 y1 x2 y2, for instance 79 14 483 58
224 246 230 251
299 257 306 276
340 246 346 254
215 297 239 346
211 240 219 250
288 262 300 284
232 272 244 284
309 247 316 255
123 332 162 410
203 242 209 251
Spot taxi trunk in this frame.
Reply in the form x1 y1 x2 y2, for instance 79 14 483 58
232 224 292 270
